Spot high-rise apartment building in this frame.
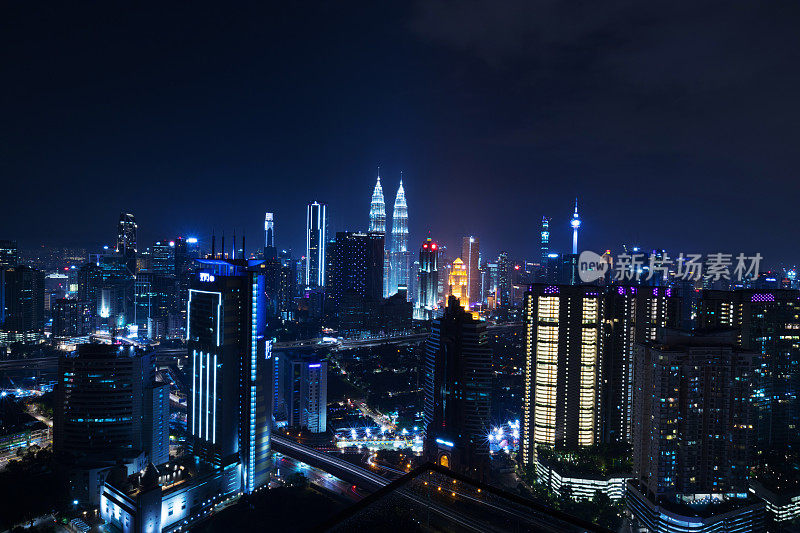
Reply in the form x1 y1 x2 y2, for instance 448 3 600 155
305 202 327 287
423 296 492 480
186 259 271 493
521 284 603 466
627 329 765 533
415 238 439 320
699 289 800 450
602 285 681 443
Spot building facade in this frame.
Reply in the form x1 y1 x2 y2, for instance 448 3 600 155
423 296 492 480
415 238 439 320
699 289 800 450
186 259 271 493
305 202 327 287
521 284 603 466
627 329 763 533
461 236 480 310
273 352 328 434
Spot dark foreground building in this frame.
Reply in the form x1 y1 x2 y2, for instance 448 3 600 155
423 296 492 480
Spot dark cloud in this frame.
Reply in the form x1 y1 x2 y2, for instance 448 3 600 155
1 2 799 265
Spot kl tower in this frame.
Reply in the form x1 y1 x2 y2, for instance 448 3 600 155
570 198 581 254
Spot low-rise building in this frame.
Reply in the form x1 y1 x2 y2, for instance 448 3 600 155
535 456 628 501
101 460 241 533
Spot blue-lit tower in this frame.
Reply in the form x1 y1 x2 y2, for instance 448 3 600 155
187 258 271 494
306 201 327 287
389 177 410 296
265 212 274 248
369 170 386 233
540 216 551 262
570 198 581 255
369 171 390 298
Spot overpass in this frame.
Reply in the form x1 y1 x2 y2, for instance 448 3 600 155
271 435 392 491
273 435 599 533
0 356 59 371
271 435 496 531
273 322 522 351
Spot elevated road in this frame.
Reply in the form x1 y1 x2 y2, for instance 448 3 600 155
271 435 537 533
273 322 522 351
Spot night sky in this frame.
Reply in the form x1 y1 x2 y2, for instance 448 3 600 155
3 2 800 264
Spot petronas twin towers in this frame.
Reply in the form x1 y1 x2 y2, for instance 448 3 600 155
369 169 410 298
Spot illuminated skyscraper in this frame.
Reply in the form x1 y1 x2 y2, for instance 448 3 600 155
116 213 137 256
461 236 480 309
368 171 390 298
187 260 271 493
540 217 551 263
305 201 327 287
570 199 581 255
521 284 602 466
150 239 175 276
264 212 274 248
389 177 410 297
497 251 510 307
423 296 492 480
368 171 386 233
415 238 439 320
326 230 384 332
117 213 138 274
448 258 468 306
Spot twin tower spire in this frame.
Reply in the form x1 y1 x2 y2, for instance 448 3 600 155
369 168 407 249
370 168 410 298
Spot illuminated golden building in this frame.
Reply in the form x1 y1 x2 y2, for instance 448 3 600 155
448 258 468 308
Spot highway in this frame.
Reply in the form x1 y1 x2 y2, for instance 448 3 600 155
272 435 527 532
273 453 363 501
273 435 587 533
0 357 59 371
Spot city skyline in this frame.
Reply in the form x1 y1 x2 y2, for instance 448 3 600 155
3 3 800 532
